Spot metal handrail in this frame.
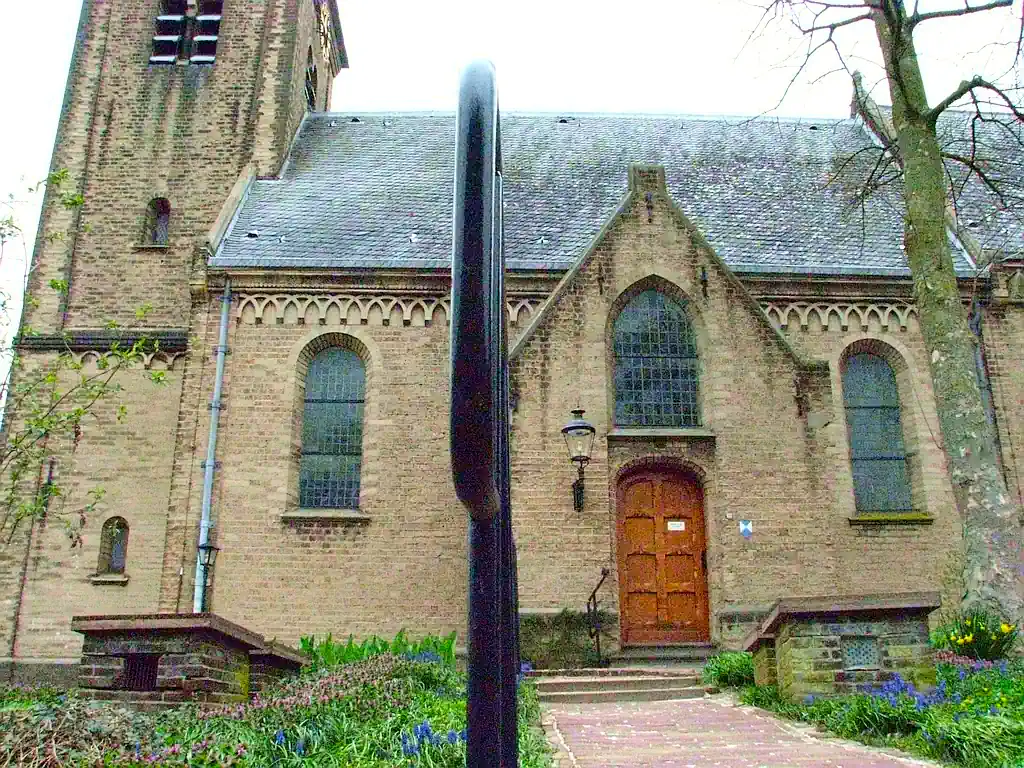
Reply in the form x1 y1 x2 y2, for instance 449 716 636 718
587 567 611 666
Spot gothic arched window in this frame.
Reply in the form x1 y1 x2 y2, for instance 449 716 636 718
300 348 365 508
144 198 171 245
613 290 700 427
98 517 129 574
842 353 914 512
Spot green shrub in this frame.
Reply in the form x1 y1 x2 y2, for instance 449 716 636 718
931 609 1018 661
299 629 458 673
702 651 755 687
519 609 615 670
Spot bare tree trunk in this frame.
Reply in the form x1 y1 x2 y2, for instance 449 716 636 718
872 1 1024 622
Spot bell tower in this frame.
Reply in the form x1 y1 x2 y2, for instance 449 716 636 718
1 0 346 683
23 0 347 333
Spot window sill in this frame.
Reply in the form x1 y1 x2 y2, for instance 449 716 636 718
848 513 934 526
282 509 370 523
133 244 170 251
607 428 715 440
89 573 129 586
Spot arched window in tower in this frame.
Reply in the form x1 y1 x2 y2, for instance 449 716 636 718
842 353 914 512
305 47 319 112
613 290 700 427
300 347 365 509
98 517 129 574
143 198 171 245
150 0 223 65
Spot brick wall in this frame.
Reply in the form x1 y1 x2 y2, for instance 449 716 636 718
1 361 183 663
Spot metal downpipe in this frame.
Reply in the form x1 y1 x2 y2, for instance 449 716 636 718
193 280 231 613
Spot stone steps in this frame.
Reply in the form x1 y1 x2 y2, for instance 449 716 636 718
533 670 716 704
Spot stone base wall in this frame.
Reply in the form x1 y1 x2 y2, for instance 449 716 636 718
751 641 777 687
776 613 936 701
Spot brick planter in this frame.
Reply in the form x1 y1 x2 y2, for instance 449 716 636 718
742 592 940 703
71 613 307 711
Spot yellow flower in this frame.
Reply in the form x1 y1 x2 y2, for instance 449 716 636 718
950 632 957 640
957 637 966 645
964 634 974 643
965 619 972 626
1001 623 1014 634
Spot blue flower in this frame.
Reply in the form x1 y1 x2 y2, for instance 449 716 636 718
460 727 468 741
990 705 999 716
274 729 286 746
401 733 419 757
295 738 305 756
803 694 816 705
448 729 459 745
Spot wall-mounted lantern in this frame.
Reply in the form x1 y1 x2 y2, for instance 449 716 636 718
561 409 596 512
197 541 220 612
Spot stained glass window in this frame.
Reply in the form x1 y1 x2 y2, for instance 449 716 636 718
843 353 913 512
300 348 365 508
99 517 129 574
613 290 700 427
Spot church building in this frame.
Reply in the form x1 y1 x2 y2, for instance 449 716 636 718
1 0 1022 684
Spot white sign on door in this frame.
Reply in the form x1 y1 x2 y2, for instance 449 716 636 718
667 520 686 531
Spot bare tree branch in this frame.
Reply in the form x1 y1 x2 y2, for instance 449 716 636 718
928 76 1024 125
942 152 1014 208
908 0 1013 29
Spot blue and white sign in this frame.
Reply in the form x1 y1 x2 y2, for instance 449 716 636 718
739 520 753 538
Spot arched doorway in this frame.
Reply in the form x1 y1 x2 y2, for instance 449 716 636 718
617 468 709 644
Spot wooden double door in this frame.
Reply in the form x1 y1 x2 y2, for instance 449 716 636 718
617 469 709 644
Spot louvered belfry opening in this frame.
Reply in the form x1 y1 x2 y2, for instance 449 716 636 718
150 0 223 65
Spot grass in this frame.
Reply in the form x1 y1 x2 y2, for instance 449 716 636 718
0 641 553 767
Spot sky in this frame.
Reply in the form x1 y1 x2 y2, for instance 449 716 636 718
0 0 1020 344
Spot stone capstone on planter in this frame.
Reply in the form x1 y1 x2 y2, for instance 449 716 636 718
742 592 940 702
71 613 306 711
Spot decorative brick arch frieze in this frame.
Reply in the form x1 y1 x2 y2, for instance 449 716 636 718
74 350 183 371
235 293 543 329
761 301 918 333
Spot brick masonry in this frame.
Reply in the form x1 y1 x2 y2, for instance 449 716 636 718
2 2 1023 678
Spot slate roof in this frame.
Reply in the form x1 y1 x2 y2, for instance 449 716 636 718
212 111 992 276
934 110 1024 263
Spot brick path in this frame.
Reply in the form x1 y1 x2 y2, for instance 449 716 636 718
541 694 942 767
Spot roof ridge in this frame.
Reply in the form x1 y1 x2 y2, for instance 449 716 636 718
309 110 859 124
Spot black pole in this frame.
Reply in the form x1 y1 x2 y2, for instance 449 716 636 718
451 60 518 768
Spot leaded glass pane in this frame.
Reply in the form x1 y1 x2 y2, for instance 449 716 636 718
614 290 699 427
843 354 900 407
102 518 128 574
300 348 364 508
843 353 913 512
